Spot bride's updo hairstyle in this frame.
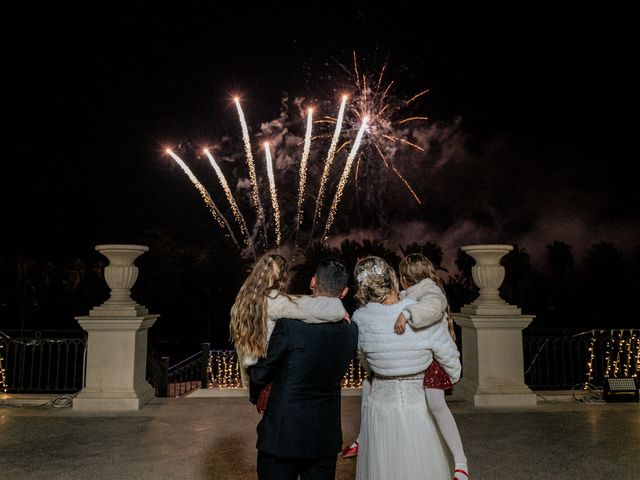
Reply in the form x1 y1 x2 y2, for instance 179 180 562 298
354 256 399 306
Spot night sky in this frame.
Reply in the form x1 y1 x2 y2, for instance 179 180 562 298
3 4 637 267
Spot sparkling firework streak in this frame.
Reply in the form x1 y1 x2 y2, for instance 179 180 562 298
166 149 239 247
322 117 369 241
203 149 254 250
324 53 430 205
311 95 347 237
295 108 313 237
234 98 267 239
264 143 282 247
376 147 422 205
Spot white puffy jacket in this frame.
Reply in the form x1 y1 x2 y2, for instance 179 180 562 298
400 278 448 329
353 298 461 381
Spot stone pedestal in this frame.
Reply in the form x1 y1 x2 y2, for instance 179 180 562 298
453 244 537 407
73 244 159 411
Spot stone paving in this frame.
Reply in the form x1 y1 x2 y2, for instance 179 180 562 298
0 392 638 479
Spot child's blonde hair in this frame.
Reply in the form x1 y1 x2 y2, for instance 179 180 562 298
399 253 456 342
229 253 289 359
354 256 399 306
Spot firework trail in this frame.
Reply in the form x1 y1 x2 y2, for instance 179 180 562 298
373 144 422 205
322 117 369 242
310 95 347 237
264 143 282 247
166 149 239 247
234 98 267 240
295 108 313 239
203 149 255 253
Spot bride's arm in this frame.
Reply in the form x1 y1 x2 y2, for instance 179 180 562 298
401 284 447 329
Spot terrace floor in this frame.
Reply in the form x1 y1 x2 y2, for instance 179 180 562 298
0 390 638 480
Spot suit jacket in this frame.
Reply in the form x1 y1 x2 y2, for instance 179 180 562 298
249 318 358 459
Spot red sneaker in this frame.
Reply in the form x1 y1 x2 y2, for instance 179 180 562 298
341 441 359 458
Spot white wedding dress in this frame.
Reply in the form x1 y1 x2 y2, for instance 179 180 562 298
354 299 457 480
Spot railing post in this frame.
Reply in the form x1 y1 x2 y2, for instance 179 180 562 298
159 356 170 397
201 343 210 389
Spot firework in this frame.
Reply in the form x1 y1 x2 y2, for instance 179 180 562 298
322 117 369 242
295 108 313 238
203 149 254 251
166 149 239 247
264 143 281 247
234 97 267 240
166 57 431 251
324 53 430 206
310 95 347 237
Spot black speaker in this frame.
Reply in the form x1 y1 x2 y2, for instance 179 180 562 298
603 377 639 403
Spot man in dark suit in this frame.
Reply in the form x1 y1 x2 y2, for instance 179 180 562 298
249 257 358 480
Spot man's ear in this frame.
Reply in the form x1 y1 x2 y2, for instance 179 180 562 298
310 276 317 292
339 287 348 299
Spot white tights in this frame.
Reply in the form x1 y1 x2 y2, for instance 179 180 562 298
425 388 467 468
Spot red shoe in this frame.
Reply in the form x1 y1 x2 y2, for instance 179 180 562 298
453 468 470 480
341 441 359 458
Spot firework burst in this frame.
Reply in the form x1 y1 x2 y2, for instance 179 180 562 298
163 55 432 253
310 95 347 238
234 98 267 240
325 52 430 206
322 117 369 242
203 148 254 251
295 108 313 239
165 149 239 247
264 142 282 247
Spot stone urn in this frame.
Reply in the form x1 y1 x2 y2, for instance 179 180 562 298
461 244 512 305
96 244 148 307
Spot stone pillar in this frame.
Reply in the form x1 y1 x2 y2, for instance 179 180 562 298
452 244 537 407
73 244 159 411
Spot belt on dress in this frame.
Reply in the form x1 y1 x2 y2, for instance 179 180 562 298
373 373 424 381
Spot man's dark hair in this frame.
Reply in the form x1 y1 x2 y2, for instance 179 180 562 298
315 257 348 296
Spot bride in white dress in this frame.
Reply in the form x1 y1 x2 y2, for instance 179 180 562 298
353 256 461 480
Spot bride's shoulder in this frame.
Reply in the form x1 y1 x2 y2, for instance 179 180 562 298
354 298 415 320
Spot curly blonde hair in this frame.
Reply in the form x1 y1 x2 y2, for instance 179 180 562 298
399 253 456 341
229 253 289 359
354 256 399 306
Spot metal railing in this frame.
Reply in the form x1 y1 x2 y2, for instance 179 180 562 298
156 343 210 398
4 328 634 397
0 330 87 393
148 344 370 397
523 329 640 389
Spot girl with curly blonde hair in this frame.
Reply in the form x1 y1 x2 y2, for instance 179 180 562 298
230 253 347 387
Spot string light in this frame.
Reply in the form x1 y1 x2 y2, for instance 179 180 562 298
635 336 640 379
584 335 596 389
0 344 7 393
592 329 640 382
206 351 367 389
604 335 613 378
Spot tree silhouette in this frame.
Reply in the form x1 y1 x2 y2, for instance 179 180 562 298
546 241 574 278
400 242 445 271
501 245 531 308
445 249 478 311
288 241 339 295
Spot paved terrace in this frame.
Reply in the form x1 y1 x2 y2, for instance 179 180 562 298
1 392 638 480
